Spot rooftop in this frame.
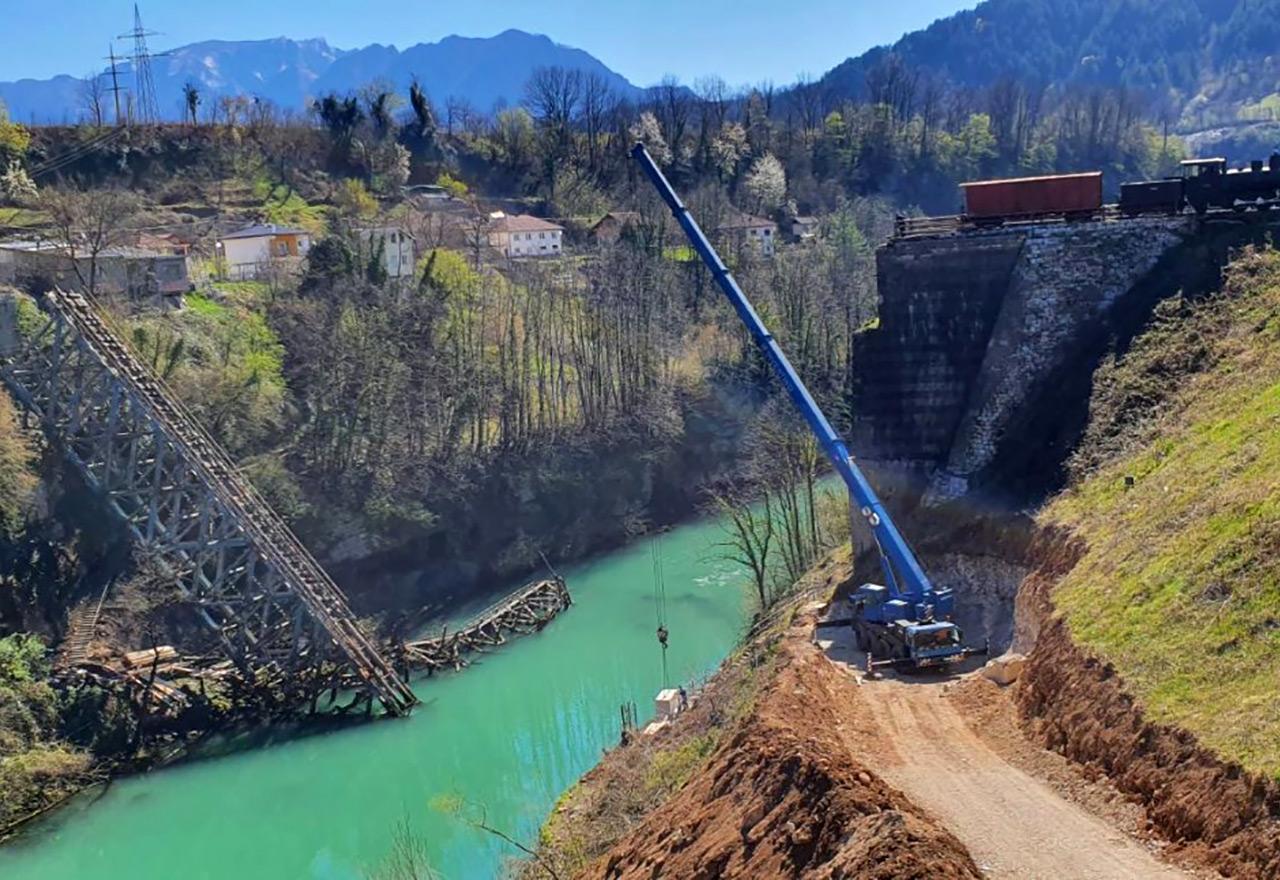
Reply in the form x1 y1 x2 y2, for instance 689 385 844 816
960 171 1103 187
0 239 180 260
592 211 642 227
219 223 311 241
488 214 564 233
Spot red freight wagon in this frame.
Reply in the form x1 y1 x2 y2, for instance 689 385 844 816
960 171 1103 222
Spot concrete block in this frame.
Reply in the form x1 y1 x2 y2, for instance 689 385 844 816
654 688 681 720
980 653 1027 686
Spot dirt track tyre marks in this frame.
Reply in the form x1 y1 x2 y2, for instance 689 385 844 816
848 675 1190 879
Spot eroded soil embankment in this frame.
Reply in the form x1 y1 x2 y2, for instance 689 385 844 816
581 611 982 880
1018 618 1280 878
1008 527 1280 878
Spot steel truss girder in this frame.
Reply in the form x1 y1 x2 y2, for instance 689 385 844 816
0 291 416 714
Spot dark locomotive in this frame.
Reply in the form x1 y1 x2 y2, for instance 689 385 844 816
1121 155 1280 216
952 155 1280 228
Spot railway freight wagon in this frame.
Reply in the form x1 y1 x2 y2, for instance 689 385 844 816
961 171 1103 225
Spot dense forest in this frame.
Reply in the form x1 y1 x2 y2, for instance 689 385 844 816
822 0 1280 130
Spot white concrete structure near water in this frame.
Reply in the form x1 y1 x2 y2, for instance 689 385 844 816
486 213 564 258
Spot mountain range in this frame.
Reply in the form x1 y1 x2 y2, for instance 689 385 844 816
3 1 1279 132
0 29 641 124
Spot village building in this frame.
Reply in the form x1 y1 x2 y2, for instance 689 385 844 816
216 223 312 280
356 225 416 279
0 239 191 302
716 214 778 257
788 215 819 242
590 211 642 244
486 213 564 258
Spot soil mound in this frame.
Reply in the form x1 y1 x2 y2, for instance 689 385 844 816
582 634 980 880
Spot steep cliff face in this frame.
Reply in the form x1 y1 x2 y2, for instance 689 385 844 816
857 235 1022 465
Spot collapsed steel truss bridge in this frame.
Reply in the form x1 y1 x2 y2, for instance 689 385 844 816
0 289 417 715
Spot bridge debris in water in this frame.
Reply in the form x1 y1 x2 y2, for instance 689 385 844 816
400 576 572 674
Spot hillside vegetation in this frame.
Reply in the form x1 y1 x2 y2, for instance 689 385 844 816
823 0 1280 130
1048 245 1280 776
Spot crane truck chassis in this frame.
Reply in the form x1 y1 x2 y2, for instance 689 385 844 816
631 142 986 672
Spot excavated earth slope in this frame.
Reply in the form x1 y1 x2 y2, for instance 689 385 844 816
581 611 981 880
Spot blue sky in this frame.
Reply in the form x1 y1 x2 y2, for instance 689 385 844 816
0 0 974 87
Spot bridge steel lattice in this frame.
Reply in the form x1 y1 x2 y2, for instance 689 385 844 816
0 289 417 715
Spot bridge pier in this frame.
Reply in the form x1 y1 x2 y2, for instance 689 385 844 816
860 214 1195 505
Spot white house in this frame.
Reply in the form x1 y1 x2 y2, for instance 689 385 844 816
357 225 416 279
717 214 777 257
486 213 564 258
216 224 312 280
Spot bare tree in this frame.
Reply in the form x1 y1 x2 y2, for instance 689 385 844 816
654 76 692 163
79 72 106 128
524 66 583 198
715 488 776 612
524 66 582 144
580 72 616 173
788 73 825 145
40 187 140 297
182 81 201 127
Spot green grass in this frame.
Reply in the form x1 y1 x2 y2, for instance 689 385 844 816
207 281 271 309
643 734 719 795
0 207 47 229
250 174 328 234
1049 246 1280 777
182 293 228 319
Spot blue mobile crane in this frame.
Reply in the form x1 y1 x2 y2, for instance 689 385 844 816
632 143 984 671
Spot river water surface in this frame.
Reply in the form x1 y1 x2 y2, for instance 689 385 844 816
0 517 750 879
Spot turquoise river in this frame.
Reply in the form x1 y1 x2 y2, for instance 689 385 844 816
0 515 751 879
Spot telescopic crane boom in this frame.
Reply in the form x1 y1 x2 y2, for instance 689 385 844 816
632 143 977 668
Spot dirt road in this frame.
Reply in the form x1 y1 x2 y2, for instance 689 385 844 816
819 630 1190 879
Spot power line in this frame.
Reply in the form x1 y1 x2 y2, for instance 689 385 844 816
652 534 670 688
118 5 169 125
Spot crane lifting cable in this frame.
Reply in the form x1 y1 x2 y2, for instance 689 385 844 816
651 533 670 688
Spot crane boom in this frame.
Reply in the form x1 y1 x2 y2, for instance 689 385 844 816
630 142 935 601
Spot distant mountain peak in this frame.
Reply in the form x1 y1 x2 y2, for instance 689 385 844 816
0 30 639 124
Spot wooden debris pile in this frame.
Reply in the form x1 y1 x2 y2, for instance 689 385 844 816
400 576 572 674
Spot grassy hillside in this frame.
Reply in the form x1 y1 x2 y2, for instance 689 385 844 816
1047 245 1280 777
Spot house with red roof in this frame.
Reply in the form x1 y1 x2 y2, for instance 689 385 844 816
486 213 564 258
